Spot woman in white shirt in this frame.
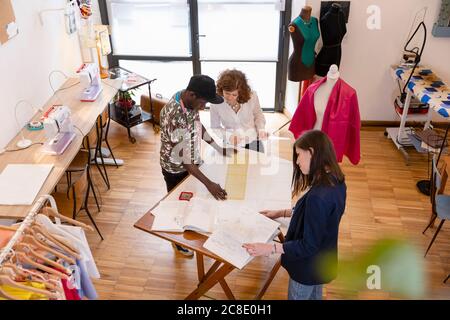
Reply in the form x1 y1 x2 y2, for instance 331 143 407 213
210 69 268 152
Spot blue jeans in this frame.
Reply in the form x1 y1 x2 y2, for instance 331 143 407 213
288 278 323 300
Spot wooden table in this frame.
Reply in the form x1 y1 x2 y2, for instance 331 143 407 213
0 78 120 218
134 144 293 300
134 197 285 300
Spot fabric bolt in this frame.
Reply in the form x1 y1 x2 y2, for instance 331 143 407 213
289 77 361 164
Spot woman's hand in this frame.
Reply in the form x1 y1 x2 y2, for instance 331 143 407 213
229 134 243 146
221 147 238 157
258 130 269 140
259 210 283 220
242 243 273 257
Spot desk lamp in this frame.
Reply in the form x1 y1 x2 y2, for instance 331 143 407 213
14 100 43 149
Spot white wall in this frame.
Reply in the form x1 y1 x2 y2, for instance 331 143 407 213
0 0 82 150
285 0 450 121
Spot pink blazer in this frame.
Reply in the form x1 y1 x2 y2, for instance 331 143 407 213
289 77 361 165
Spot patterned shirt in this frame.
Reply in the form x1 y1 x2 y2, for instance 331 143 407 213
160 91 202 174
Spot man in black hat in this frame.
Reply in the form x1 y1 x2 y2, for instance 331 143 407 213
160 75 236 256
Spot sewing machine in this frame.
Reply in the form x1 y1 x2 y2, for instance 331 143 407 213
42 105 76 155
79 63 103 102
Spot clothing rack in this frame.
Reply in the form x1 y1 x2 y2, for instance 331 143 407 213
0 195 57 266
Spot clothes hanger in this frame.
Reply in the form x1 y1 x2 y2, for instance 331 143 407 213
13 251 69 280
0 264 60 293
22 234 76 265
35 214 85 247
0 275 58 300
30 224 81 259
14 243 71 275
0 225 18 232
42 207 94 232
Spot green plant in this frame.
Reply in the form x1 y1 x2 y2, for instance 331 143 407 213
115 89 137 109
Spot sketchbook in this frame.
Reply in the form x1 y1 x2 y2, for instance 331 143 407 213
151 198 218 234
203 206 280 269
0 164 54 205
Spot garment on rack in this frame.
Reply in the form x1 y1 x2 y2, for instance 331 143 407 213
61 278 81 300
0 229 14 247
0 282 49 300
289 77 361 164
77 259 98 300
59 225 100 279
315 6 347 77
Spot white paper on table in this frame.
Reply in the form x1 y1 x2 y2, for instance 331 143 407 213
151 201 186 232
204 208 280 269
0 164 54 205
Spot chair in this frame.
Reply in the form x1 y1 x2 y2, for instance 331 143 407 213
93 114 111 189
53 165 104 240
66 124 101 211
99 107 119 168
423 156 450 257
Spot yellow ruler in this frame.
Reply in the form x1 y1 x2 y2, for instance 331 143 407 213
225 152 249 200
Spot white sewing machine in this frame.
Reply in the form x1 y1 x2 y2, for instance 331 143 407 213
79 63 103 102
42 105 76 155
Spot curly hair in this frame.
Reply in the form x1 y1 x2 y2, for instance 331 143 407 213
216 69 252 104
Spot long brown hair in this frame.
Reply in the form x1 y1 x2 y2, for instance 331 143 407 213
216 69 252 104
292 130 345 196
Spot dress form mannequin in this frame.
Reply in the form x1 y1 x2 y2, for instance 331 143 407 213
287 6 320 82
313 65 340 130
315 3 347 77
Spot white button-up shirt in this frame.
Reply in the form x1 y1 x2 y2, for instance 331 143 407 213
210 91 266 145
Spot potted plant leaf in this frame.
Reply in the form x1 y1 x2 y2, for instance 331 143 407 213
115 89 137 110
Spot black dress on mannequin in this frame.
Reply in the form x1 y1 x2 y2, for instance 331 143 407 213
315 5 347 77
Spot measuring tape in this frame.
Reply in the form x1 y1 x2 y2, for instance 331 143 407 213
27 121 44 131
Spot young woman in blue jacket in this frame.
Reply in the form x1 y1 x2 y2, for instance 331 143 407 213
243 130 347 300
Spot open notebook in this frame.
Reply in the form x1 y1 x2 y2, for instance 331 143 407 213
151 198 218 234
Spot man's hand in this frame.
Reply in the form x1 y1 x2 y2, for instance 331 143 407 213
206 181 227 200
222 147 238 157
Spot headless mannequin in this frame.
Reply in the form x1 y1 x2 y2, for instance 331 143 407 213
288 6 312 32
315 3 347 77
287 6 319 82
313 65 339 130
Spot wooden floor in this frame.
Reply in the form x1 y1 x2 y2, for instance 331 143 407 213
67 112 450 300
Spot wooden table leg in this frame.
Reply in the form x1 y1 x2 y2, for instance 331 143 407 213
196 253 205 283
204 261 221 280
219 279 236 300
255 257 282 300
186 263 235 300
